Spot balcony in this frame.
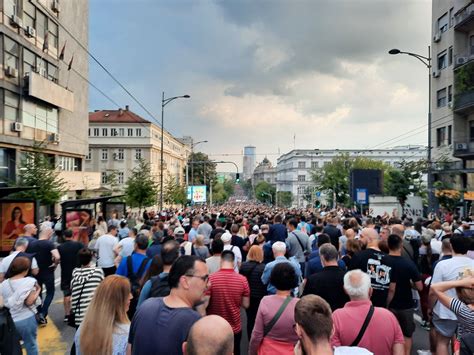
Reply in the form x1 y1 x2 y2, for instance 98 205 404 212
455 2 474 32
453 141 474 159
454 54 474 69
454 91 474 115
26 72 75 111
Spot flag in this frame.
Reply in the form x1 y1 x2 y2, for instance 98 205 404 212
42 33 49 52
68 55 74 71
59 41 66 60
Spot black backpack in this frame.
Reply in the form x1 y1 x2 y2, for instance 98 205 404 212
127 256 149 298
149 274 170 298
0 307 22 355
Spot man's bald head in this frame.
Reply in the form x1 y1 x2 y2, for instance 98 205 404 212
391 224 404 238
359 228 379 248
185 315 233 355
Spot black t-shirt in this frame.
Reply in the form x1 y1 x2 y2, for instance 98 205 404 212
29 239 56 274
58 240 83 282
349 248 391 308
323 225 342 250
210 228 225 241
385 255 421 310
303 266 349 311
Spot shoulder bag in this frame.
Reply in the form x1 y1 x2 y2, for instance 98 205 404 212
68 280 87 328
263 295 292 337
350 305 374 346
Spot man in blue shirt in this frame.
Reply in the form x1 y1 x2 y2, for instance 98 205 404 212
261 241 301 294
188 218 200 243
267 215 287 242
306 234 346 277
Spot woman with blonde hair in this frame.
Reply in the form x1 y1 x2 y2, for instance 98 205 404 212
75 275 132 355
194 235 210 260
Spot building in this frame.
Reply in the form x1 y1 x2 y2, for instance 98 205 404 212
243 145 256 181
431 0 474 192
0 0 99 202
252 157 276 187
85 107 191 195
276 146 426 207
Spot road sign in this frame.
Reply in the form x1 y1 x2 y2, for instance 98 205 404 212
356 188 368 204
315 191 321 197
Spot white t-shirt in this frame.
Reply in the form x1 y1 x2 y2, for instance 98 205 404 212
95 234 118 268
223 244 241 272
0 251 38 274
335 347 373 355
118 237 135 257
432 255 474 320
0 277 37 321
430 239 442 255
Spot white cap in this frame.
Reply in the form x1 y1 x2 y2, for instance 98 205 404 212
252 225 260 232
221 232 232 243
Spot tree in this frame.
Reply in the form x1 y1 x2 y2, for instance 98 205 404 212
386 159 427 207
14 141 66 206
211 182 229 204
277 191 293 207
187 152 217 191
164 175 187 206
255 181 276 204
124 159 159 210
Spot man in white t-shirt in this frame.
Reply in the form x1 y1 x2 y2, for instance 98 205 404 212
0 237 38 281
429 235 474 355
221 232 241 272
95 225 118 277
113 227 137 266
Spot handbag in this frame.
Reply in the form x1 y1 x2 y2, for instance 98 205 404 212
263 295 292 337
350 305 374 346
0 307 22 355
68 281 87 328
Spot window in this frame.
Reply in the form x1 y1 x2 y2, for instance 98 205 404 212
470 121 474 142
135 149 142 160
57 156 80 171
36 10 47 39
117 148 124 160
449 7 454 27
88 128 91 137
136 128 142 137
128 128 133 136
311 161 319 169
448 85 452 103
119 128 124 136
437 88 447 108
448 46 453 66
101 172 107 184
102 128 108 136
437 127 446 146
93 128 99 136
298 161 306 169
448 125 452 145
298 175 306 182
438 51 447 70
22 99 57 132
111 128 118 137
86 149 92 160
47 62 57 82
118 172 124 184
23 48 35 75
5 0 18 17
4 36 19 70
4 91 19 121
36 57 46 77
297 186 306 194
438 13 448 33
23 0 35 29
48 19 58 49
101 149 108 160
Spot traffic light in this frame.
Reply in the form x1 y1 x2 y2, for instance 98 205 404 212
315 200 321 208
236 173 240 183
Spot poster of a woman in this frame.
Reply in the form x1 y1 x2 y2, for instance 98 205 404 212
1 202 35 251
65 209 92 245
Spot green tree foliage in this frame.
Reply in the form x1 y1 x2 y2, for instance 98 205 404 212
255 181 276 204
187 152 217 191
124 159 159 210
277 191 293 207
164 175 187 206
15 141 65 205
223 179 235 196
386 160 427 207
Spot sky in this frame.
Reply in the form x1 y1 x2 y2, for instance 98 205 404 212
89 0 431 171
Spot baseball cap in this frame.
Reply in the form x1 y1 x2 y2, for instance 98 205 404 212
174 226 185 235
221 232 232 243
252 225 260 232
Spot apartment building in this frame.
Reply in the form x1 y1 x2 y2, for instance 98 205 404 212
85 107 191 192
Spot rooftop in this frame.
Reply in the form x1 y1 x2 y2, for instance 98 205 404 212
89 107 151 124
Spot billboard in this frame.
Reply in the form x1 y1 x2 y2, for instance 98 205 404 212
1 201 35 252
187 185 207 203
65 209 92 245
104 202 126 221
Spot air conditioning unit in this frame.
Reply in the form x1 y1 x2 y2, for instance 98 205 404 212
11 122 23 132
36 67 47 77
456 57 468 66
50 133 60 143
10 15 22 28
52 0 60 13
448 101 453 109
456 142 468 150
433 32 441 43
25 26 36 38
5 66 18 78
432 70 440 78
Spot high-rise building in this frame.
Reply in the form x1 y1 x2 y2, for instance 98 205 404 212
431 1 474 192
243 145 256 181
0 0 98 197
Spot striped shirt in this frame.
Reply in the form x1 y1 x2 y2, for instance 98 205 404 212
450 298 474 336
206 268 250 333
70 267 104 327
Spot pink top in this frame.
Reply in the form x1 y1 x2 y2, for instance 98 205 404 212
331 300 404 355
249 295 299 355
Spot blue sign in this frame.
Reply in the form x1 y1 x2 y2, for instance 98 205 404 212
315 191 321 197
356 188 368 204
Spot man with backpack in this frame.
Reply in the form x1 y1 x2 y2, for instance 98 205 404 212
116 234 151 318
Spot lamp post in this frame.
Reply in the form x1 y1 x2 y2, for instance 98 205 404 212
388 47 434 214
160 92 190 211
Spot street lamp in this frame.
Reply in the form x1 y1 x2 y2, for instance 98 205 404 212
388 47 434 214
188 140 208 193
160 92 190 211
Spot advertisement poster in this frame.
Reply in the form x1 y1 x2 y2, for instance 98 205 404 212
1 202 35 252
187 185 207 203
104 202 126 221
66 209 92 245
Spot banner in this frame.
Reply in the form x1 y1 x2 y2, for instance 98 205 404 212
1 202 35 251
104 202 126 221
65 209 92 245
187 185 207 203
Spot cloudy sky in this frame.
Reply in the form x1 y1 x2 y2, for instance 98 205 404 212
89 0 431 171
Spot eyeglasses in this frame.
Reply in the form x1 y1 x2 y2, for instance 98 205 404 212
185 274 209 282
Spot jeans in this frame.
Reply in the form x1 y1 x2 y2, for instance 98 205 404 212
15 315 38 355
36 271 55 317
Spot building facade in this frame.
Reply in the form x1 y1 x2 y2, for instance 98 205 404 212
252 157 276 187
0 0 98 199
431 0 474 191
85 107 191 194
243 145 256 181
276 146 427 207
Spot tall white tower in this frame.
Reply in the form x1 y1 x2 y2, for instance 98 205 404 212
243 146 256 181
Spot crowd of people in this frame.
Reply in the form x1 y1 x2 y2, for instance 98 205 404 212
0 204 473 355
